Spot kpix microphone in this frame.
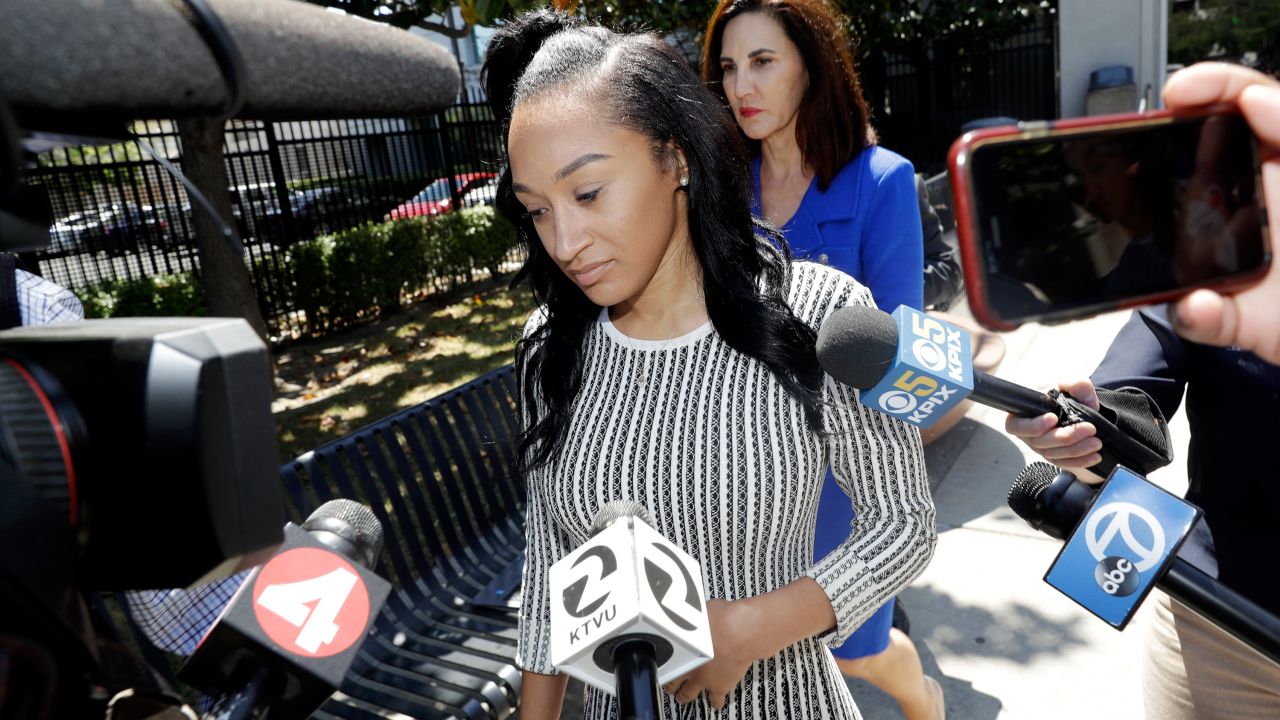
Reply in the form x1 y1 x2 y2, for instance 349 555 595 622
550 501 714 718
816 304 1049 425
1009 462 1280 665
816 305 1173 476
181 500 392 719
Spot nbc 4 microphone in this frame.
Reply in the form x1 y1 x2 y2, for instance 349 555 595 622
1008 462 1280 665
549 501 714 720
815 304 1171 476
180 500 392 719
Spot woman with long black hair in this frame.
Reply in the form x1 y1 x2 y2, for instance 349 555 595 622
483 10 934 719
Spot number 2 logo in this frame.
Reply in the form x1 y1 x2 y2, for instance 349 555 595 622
252 547 373 658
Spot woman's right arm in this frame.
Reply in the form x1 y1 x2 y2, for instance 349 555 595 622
519 671 569 720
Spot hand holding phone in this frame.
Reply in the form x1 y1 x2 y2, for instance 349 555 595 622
1163 63 1280 364
949 102 1272 331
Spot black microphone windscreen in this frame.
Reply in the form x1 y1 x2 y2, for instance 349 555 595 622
1007 461 1061 522
816 305 899 390
591 500 649 536
302 499 384 568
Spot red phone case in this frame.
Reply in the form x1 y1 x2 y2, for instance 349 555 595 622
947 105 1271 332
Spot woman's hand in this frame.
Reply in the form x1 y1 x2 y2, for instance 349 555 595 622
662 599 761 710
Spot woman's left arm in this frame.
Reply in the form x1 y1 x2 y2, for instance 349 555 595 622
860 154 925 312
806 299 937 641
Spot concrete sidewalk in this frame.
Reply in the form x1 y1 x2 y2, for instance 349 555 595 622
849 306 1192 720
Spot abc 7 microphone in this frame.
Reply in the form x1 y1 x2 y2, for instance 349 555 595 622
549 501 715 719
180 500 392 719
1008 462 1280 665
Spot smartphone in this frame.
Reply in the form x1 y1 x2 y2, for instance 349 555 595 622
949 106 1271 330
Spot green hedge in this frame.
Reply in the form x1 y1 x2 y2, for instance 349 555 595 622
291 206 516 333
81 272 205 319
77 206 516 335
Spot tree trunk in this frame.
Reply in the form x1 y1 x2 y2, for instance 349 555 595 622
177 118 269 343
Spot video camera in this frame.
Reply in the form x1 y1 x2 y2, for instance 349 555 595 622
0 0 459 716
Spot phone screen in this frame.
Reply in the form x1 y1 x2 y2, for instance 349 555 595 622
967 113 1268 324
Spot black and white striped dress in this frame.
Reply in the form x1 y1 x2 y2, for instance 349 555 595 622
517 261 936 719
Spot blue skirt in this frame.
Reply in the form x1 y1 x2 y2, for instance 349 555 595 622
814 469 894 660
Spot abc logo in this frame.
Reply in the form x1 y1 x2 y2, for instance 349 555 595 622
1085 501 1167 597
1094 556 1140 596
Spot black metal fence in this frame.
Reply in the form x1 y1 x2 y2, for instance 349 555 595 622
876 9 1059 171
21 88 506 342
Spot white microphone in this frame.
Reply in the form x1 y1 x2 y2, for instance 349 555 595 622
549 501 713 715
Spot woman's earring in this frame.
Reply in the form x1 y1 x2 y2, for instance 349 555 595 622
679 176 689 187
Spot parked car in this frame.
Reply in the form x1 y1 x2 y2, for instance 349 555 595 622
47 202 169 256
48 208 111 254
386 172 496 220
459 176 499 210
94 204 170 255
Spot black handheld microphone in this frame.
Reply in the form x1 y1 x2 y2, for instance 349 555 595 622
1009 462 1280 665
816 304 1057 418
181 500 393 720
816 305 1173 476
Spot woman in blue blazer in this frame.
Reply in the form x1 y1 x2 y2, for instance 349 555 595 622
704 2 941 720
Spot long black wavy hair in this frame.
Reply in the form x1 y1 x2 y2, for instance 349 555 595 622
483 9 824 474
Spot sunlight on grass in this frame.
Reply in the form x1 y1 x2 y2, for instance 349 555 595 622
273 281 536 460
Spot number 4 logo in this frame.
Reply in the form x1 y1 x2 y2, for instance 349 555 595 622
252 547 373 658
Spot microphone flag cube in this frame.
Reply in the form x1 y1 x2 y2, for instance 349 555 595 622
1045 466 1201 629
859 305 975 428
549 515 714 693
181 523 392 715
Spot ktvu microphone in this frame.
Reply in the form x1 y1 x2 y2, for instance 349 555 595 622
181 500 393 719
550 501 714 719
1009 462 1280 664
815 304 1060 428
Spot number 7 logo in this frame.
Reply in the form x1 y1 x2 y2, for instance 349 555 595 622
252 547 374 658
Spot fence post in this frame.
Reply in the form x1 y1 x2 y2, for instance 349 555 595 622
263 121 296 245
437 111 461 211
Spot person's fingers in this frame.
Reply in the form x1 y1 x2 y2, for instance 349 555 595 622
1060 378 1099 411
1035 437 1103 467
1005 412 1058 439
709 691 729 711
663 677 687 697
1239 82 1280 153
675 680 702 705
1020 421 1097 452
1163 62 1279 110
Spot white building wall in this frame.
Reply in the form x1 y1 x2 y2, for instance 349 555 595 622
1058 0 1168 117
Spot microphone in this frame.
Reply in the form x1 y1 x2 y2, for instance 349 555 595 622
816 304 1054 422
549 501 714 719
816 304 1173 476
180 500 393 719
3 0 459 128
1009 462 1280 665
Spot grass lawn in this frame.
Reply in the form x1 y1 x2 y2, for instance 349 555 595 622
271 276 536 460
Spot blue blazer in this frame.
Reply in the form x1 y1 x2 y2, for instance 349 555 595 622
753 145 924 312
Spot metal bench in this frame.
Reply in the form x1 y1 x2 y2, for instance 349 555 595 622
280 364 527 720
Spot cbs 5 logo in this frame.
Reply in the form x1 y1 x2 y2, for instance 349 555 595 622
909 314 951 373
877 369 954 415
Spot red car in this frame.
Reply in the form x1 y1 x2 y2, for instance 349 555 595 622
386 172 497 220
